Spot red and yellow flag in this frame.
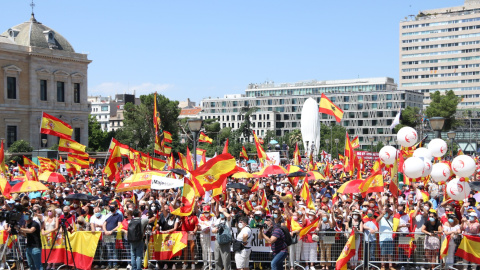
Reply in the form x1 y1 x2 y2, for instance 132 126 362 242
40 112 73 139
198 132 213 144
358 169 384 196
336 230 356 270
64 161 80 177
0 176 11 199
287 217 303 232
151 232 188 260
67 155 89 169
163 131 172 143
109 138 130 156
319 93 344 122
240 146 248 160
104 146 122 180
196 148 206 156
299 217 320 237
192 153 237 195
253 131 267 162
38 157 55 172
0 141 6 176
455 235 480 264
440 235 451 259
59 138 86 155
300 181 315 210
222 138 229 154
294 143 301 166
23 156 38 168
250 179 260 193
351 136 360 149
171 177 196 216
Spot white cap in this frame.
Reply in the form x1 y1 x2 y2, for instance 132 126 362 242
254 211 263 215
469 212 478 217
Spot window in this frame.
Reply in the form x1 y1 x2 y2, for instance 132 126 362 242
101 106 108 111
73 83 80 103
74 128 81 143
344 104 350 110
7 77 16 99
40 80 47 101
7 126 17 147
358 104 364 110
387 94 392 100
57 82 65 102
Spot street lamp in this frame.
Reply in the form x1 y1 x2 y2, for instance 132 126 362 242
188 118 203 169
369 137 375 158
134 139 139 150
385 136 391 146
325 139 330 154
334 138 339 159
447 131 456 158
430 117 445 139
42 138 47 148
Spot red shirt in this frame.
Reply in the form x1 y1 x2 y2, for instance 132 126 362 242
181 215 199 232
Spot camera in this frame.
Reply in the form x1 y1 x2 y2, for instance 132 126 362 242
0 210 22 224
258 223 269 230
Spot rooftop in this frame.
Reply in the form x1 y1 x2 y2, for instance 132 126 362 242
246 77 395 91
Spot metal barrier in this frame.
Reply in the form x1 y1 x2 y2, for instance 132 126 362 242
3 230 480 269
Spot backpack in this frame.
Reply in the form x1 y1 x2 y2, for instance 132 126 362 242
217 223 233 245
127 219 143 243
280 226 293 246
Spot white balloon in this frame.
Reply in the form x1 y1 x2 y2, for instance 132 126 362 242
421 160 433 177
403 157 425 179
430 163 451 183
413 147 433 161
451 155 476 177
397 127 418 147
379 146 397 165
446 178 471 201
428 138 448 158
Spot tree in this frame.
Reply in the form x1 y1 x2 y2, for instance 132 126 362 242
319 123 346 157
116 93 181 153
237 105 259 142
425 90 461 131
8 140 33 164
394 106 421 133
88 115 111 151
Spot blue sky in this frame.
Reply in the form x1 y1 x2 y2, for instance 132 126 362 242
2 1 465 104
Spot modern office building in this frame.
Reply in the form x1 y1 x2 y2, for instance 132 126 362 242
399 0 480 108
88 95 111 131
200 77 424 149
0 13 91 149
87 93 137 132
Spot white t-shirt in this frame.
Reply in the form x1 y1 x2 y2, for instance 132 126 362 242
236 226 252 248
398 214 410 233
379 216 394 242
90 214 106 231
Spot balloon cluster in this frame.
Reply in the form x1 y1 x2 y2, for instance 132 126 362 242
378 127 476 201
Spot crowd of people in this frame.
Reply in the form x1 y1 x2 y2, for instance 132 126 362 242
1 156 480 270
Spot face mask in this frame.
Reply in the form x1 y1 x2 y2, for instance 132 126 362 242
367 213 373 218
148 200 153 205
95 212 101 218
151 207 156 211
469 216 475 221
64 201 71 206
48 211 53 217
140 205 146 211
219 213 225 219
424 206 430 212
98 191 102 195
353 215 359 220
238 223 244 229
362 207 368 212
252 202 257 207
448 218 454 223
385 213 390 219
369 203 375 208
128 208 133 211
24 215 30 220
322 217 328 222
63 211 69 216
429 217 435 222
399 211 404 215
110 206 115 212
297 211 302 216
73 204 78 208
293 216 298 221
273 214 278 219
272 200 277 204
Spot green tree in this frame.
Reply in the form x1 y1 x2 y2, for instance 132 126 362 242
116 93 181 153
237 105 258 142
425 90 461 131
319 123 346 158
8 140 33 164
88 115 110 151
394 106 421 133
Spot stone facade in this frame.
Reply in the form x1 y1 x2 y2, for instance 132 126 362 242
0 15 91 149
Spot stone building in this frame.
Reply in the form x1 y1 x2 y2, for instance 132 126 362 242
0 14 91 149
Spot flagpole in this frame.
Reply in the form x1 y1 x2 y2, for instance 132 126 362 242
330 123 333 157
103 137 113 168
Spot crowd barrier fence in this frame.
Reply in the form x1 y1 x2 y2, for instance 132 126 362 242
3 230 480 270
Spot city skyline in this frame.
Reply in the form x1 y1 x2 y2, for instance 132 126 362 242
2 0 464 103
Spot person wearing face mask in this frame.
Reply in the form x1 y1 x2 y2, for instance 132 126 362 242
421 212 443 269
362 209 379 264
41 208 58 270
300 210 320 270
211 203 232 270
461 212 480 269
198 205 214 269
346 210 363 269
318 211 334 270
249 211 265 229
376 206 394 270
102 203 123 270
412 200 429 268
284 206 302 270
19 211 42 270
179 210 199 270
234 216 252 270
442 214 460 268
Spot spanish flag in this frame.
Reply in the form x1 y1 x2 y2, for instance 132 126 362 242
198 132 213 144
299 217 320 237
23 156 38 168
38 157 55 172
59 138 86 155
455 235 480 264
250 179 260 193
222 138 229 154
244 201 254 212
192 153 237 194
351 136 360 149
294 143 301 166
300 181 315 210
0 141 7 176
40 112 73 139
196 148 206 156
253 131 267 162
186 147 194 171
67 155 89 169
287 217 303 232
440 235 451 259
163 131 173 143
171 177 196 216
335 230 356 270
240 146 249 160
109 138 130 156
151 232 188 260
65 161 79 177
0 175 12 199
319 93 344 122
260 190 268 209
358 169 384 196
104 146 122 180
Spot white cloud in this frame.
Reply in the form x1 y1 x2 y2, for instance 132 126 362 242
89 82 173 97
